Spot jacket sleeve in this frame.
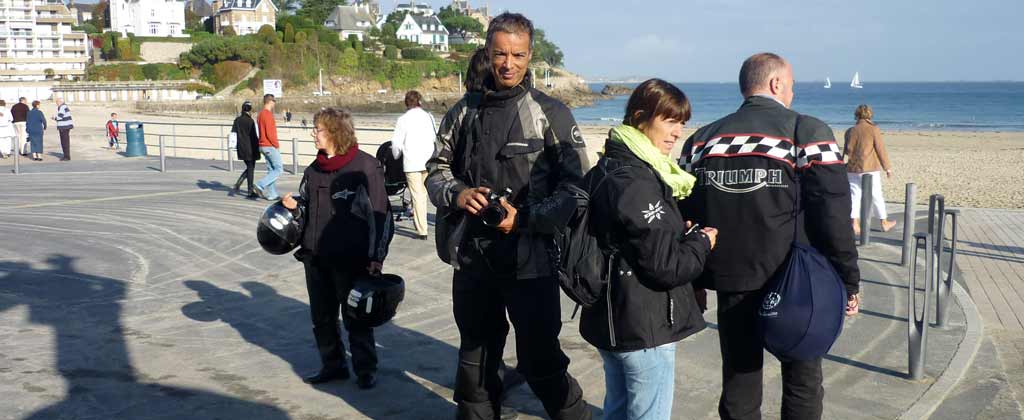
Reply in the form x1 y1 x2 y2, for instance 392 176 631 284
516 103 590 234
368 161 394 263
290 174 309 230
796 115 861 295
390 114 407 158
426 101 471 209
874 126 892 171
612 173 712 292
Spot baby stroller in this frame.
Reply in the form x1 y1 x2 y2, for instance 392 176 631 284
376 142 411 223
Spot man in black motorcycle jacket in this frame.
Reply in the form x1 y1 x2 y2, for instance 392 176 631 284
425 12 592 420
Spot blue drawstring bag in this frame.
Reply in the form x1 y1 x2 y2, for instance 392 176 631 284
758 239 846 361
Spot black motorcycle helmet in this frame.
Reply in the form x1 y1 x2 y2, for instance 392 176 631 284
344 273 405 328
257 200 302 255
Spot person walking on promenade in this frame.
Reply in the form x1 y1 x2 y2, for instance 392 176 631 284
54 98 73 161
678 52 861 420
231 101 261 199
0 100 14 159
581 79 718 420
12 97 29 156
281 108 393 390
390 90 436 240
427 12 592 420
254 94 282 200
26 101 46 161
106 113 120 150
844 104 896 234
284 108 292 122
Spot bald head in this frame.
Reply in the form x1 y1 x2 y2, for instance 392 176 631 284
739 52 794 107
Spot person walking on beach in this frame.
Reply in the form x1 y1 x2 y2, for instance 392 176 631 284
389 90 436 240
12 97 29 156
844 104 896 234
26 101 46 161
254 94 282 200
427 12 592 420
54 98 73 161
231 101 261 199
678 52 860 420
281 108 393 390
106 113 120 150
0 100 14 159
581 79 717 420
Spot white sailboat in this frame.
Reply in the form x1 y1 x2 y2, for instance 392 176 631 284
850 72 863 89
824 77 831 89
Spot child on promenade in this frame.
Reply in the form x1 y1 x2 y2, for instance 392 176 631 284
106 113 120 150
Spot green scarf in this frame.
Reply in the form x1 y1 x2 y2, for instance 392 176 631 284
609 124 696 199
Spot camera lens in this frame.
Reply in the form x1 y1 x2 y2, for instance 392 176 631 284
480 205 506 227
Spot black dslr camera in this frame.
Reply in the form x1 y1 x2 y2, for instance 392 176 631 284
479 188 513 228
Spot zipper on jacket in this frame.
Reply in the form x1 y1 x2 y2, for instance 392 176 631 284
606 252 616 348
668 293 674 326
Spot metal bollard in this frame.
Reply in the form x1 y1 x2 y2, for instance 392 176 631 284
172 124 177 158
13 144 19 175
909 232 933 380
219 125 225 162
928 194 946 327
936 209 960 328
159 135 166 173
227 137 233 172
860 173 873 245
901 183 917 266
291 137 299 175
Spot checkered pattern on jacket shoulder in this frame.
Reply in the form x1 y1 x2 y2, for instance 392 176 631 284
682 134 796 171
796 141 843 168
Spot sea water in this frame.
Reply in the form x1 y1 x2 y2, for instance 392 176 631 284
573 82 1024 132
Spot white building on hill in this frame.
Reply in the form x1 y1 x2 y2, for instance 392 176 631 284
324 3 376 42
394 1 433 16
395 13 448 52
108 0 188 37
0 0 90 81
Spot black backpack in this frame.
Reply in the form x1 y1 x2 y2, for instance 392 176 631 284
550 159 631 315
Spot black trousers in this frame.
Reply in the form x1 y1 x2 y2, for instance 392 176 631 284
717 290 824 420
58 128 71 160
452 270 590 420
302 258 377 376
235 160 256 193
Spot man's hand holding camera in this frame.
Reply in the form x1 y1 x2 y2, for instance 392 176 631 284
456 186 518 234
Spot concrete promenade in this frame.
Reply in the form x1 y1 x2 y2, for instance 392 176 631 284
0 153 1013 419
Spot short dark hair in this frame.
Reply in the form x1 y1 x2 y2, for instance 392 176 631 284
464 48 491 92
111 112 117 117
404 90 422 108
739 52 787 97
485 12 534 51
622 79 692 130
19 97 26 102
263 94 275 104
32 100 40 108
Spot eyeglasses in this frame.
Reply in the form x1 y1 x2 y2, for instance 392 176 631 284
312 127 326 135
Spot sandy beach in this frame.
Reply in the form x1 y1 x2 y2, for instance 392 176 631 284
11 101 1023 209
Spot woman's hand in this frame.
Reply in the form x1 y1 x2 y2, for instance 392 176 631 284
695 288 708 312
885 169 894 179
281 193 297 210
702 227 718 249
846 293 861 316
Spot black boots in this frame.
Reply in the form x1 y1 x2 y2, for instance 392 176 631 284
303 363 350 384
356 373 376 389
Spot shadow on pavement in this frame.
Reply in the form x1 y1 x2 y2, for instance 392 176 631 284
0 255 290 419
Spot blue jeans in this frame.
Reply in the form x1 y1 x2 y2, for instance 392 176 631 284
256 146 282 199
599 342 677 420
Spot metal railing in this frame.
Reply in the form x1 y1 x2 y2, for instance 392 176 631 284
905 191 961 379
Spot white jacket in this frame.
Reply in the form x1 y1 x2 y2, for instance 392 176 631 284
390 107 436 172
0 107 15 138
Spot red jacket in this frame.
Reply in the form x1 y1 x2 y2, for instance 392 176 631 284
106 120 119 138
257 109 278 148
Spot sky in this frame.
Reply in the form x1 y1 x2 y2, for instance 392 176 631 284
403 0 1024 82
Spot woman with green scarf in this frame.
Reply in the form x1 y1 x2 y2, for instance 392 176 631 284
579 79 718 420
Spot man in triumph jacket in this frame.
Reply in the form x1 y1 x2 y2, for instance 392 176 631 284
678 53 860 420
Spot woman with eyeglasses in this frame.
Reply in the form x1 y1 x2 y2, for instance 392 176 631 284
280 108 394 390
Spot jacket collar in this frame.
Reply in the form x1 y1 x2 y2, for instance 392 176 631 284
482 72 532 106
741 95 788 111
603 137 645 166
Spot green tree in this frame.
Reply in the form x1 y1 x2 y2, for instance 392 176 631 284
142 63 161 80
90 0 108 30
284 22 295 42
297 0 346 28
185 8 203 32
257 24 277 44
222 26 237 37
383 45 398 59
531 29 564 67
294 30 308 44
437 7 483 35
